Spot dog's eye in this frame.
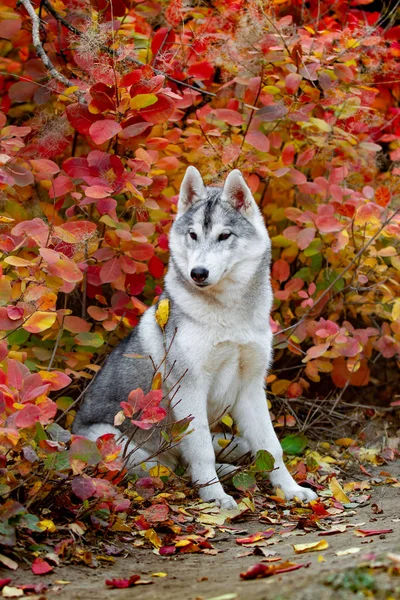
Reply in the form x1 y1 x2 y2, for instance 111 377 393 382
189 231 197 240
218 232 231 241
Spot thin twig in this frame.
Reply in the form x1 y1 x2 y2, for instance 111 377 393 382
20 0 77 90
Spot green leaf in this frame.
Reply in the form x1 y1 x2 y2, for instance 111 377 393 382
323 269 345 292
311 253 322 274
8 328 30 345
281 434 309 455
46 423 71 443
75 332 104 348
294 267 312 283
232 471 257 493
304 239 323 257
254 449 275 472
130 93 158 110
43 451 70 472
69 438 102 466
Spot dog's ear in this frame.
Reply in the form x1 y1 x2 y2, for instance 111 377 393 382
222 170 255 215
178 166 206 215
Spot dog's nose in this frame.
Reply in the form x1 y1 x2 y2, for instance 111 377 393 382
191 267 209 283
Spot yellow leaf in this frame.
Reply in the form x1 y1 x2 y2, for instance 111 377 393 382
23 311 57 333
152 372 162 390
329 477 351 503
4 256 33 267
392 299 400 322
0 216 14 223
309 117 331 132
218 438 231 449
151 572 167 577
143 528 162 549
175 539 191 547
148 465 172 478
37 519 57 532
335 438 355 447
271 379 291 395
130 94 158 110
155 298 169 330
221 415 233 428
293 540 329 553
318 554 326 562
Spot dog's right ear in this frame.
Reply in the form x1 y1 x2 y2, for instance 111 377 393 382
177 166 206 215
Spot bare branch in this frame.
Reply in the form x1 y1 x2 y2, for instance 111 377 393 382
20 0 76 89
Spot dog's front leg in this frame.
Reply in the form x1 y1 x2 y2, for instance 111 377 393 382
173 385 238 510
233 382 317 502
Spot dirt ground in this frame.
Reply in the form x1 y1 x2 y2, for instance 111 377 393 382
11 461 400 600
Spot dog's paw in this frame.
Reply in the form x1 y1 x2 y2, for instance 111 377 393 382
215 494 239 511
278 485 318 503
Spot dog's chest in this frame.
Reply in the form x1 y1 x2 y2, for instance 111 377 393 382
205 341 266 412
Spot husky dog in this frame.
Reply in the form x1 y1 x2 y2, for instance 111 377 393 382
72 168 317 509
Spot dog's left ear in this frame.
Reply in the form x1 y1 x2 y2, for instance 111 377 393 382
222 170 255 216
178 166 206 215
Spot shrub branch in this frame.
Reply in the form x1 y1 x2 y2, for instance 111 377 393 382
20 0 75 89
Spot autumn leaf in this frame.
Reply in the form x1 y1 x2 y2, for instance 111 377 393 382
293 540 329 553
31 558 53 575
155 298 169 329
89 120 122 145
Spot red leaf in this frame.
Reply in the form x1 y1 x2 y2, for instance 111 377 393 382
285 73 302 94
129 243 154 261
213 109 243 126
140 94 175 124
15 405 41 428
236 530 275 545
354 528 393 537
32 558 53 575
315 215 344 233
334 64 354 83
306 343 330 360
89 83 115 113
240 560 307 580
100 257 122 284
49 175 74 199
105 575 140 588
272 259 290 283
148 256 164 279
132 406 166 430
297 227 316 250
120 69 142 88
89 120 122 145
72 475 96 501
188 61 213 80
142 503 169 523
245 131 270 152
66 103 103 136
119 122 152 139
159 545 176 556
151 27 175 55
126 273 146 295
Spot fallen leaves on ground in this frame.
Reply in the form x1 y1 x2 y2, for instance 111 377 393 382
240 560 310 580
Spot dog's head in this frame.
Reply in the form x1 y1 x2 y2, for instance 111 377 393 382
169 167 270 290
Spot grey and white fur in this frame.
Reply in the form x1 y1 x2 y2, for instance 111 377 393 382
72 167 317 509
